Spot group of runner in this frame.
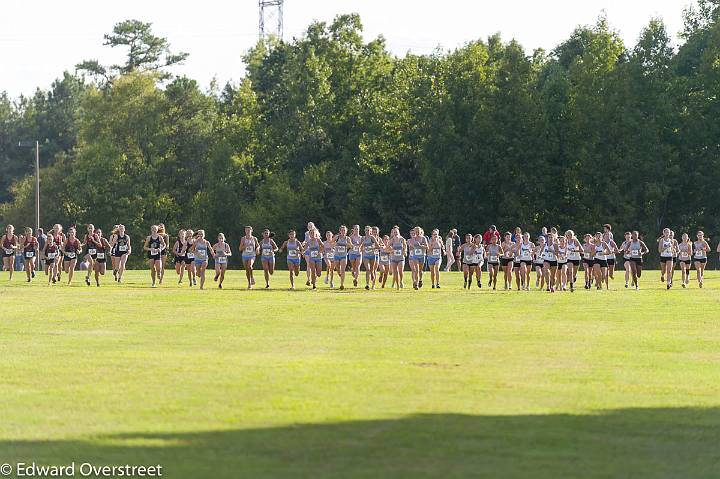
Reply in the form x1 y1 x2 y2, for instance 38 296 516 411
1 222 715 291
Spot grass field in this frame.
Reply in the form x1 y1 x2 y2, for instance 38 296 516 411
1 268 720 478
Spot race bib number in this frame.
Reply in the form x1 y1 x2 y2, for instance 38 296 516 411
380 254 389 262
489 255 498 262
244 245 254 254
310 250 319 258
695 251 704 258
217 256 227 264
414 248 423 256
186 252 195 259
3 248 13 255
88 248 97 255
352 245 360 252
393 248 402 257
631 250 639 256
522 251 532 259
288 249 298 258
65 252 76 259
583 253 591 259
24 251 34 258
680 252 689 259
262 248 272 256
196 249 207 259
119 245 128 252
96 252 105 259
432 248 441 256
336 246 346 254
150 248 159 255
47 252 57 259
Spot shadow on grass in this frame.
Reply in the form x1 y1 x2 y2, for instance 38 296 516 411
3 409 719 478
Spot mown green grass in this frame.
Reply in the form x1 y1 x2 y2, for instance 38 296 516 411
1 268 719 478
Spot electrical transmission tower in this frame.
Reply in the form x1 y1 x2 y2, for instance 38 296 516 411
259 0 284 40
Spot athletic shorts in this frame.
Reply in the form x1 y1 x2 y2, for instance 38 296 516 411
520 260 533 267
680 260 692 266
544 260 558 268
261 257 275 264
534 262 544 269
500 258 513 267
348 252 361 260
148 254 161 261
606 258 615 266
96 257 107 264
362 255 376 261
660 256 674 263
584 259 594 268
242 254 256 262
194 259 207 266
695 257 708 264
630 257 643 265
334 255 347 262
568 259 580 266
287 258 301 265
1 252 13 258
410 256 426 263
428 257 441 266
513 260 521 269
464 262 478 267
391 259 405 265
594 259 608 268
557 261 568 267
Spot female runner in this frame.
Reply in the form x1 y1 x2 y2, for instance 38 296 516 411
694 231 711 288
91 229 111 287
109 225 131 283
44 234 59 284
534 236 547 290
62 227 82 285
2 224 18 280
388 226 407 290
259 229 279 288
184 229 197 287
512 227 523 290
304 228 324 289
157 223 170 285
143 225 166 288
173 229 187 283
581 234 595 289
565 231 582 291
658 228 676 289
190 229 215 290
109 226 119 280
591 232 610 290
500 232 516 290
212 233 232 289
332 226 351 290
378 234 391 288
279 230 303 289
516 232 534 291
460 233 478 290
678 233 693 288
555 235 569 291
617 232 633 288
51 224 66 282
361 226 381 290
543 232 558 292
348 225 363 287
20 227 38 282
474 234 485 289
624 231 649 289
603 231 619 281
486 235 502 290
239 226 260 289
427 229 445 289
82 224 98 286
408 227 427 290
323 231 335 287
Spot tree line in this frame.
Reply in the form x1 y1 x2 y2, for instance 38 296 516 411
2 3 720 265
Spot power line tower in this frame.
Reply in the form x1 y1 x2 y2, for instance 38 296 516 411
259 0 284 40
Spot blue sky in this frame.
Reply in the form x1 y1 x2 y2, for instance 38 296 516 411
0 0 689 98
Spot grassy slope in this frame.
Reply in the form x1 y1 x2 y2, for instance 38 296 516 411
1 269 719 478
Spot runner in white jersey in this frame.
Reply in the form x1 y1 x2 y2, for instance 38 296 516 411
677 233 693 288
543 233 558 293
623 231 649 290
500 232 516 290
693 230 711 288
323 230 335 287
486 235 501 290
564 230 582 292
555 235 569 291
534 236 547 290
658 228 676 290
591 232 610 290
515 232 534 291
617 231 633 288
581 234 595 289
